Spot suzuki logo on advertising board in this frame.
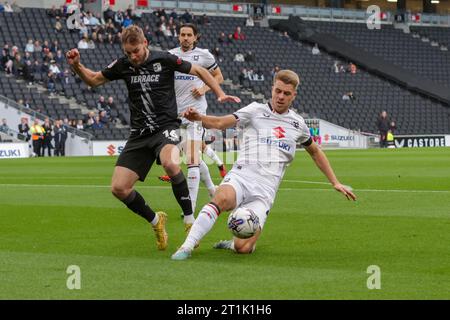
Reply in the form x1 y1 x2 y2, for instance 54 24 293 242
323 134 354 142
107 144 116 156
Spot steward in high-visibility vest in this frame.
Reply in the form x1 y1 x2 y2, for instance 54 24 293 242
30 119 45 156
386 130 395 149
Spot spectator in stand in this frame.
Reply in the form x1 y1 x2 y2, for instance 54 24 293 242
4 1 13 13
333 61 340 73
114 10 124 28
104 6 115 22
46 5 58 18
376 110 390 148
181 9 193 23
169 9 178 20
42 40 50 52
78 35 90 50
99 110 109 125
96 96 107 111
238 68 248 86
218 32 226 45
246 15 254 27
233 26 246 40
1 48 13 74
46 71 56 94
55 50 64 65
349 62 357 74
342 91 355 102
92 116 103 130
87 36 96 49
76 119 84 130
106 96 116 110
244 50 255 62
54 16 63 33
312 43 320 55
49 60 62 77
18 117 31 141
53 119 67 156
25 39 35 53
41 117 53 157
84 111 96 124
197 14 209 26
122 14 133 28
0 118 9 134
51 40 61 54
233 52 245 62
271 65 280 81
227 33 234 44
211 47 222 62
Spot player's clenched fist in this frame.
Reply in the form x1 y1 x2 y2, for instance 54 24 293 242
183 107 201 122
66 49 80 65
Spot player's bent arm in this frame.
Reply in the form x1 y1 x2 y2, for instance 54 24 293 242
200 114 237 130
201 67 224 94
189 64 225 98
304 142 340 186
71 63 109 88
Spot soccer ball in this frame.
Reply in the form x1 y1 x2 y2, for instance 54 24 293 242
227 207 260 239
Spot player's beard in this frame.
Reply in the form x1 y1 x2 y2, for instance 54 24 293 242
181 41 193 52
131 48 149 67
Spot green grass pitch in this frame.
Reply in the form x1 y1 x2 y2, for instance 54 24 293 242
0 148 449 299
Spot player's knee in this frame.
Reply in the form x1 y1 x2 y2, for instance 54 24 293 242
111 183 131 200
161 159 180 176
211 193 232 212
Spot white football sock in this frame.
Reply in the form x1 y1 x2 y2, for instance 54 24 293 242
187 165 200 214
182 203 219 250
204 145 223 166
199 160 216 197
150 214 159 226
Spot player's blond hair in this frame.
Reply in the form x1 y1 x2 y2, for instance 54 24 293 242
274 70 300 90
121 25 146 45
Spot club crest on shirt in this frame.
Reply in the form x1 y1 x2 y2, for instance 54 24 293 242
153 63 162 72
193 55 199 61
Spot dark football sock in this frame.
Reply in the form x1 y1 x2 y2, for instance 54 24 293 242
122 190 156 224
170 170 193 216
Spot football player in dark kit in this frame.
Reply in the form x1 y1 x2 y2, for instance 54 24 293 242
66 25 240 251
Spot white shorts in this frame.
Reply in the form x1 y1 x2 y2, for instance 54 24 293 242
180 121 205 142
220 164 277 229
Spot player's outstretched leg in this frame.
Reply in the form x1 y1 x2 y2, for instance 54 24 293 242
171 202 220 260
172 185 237 260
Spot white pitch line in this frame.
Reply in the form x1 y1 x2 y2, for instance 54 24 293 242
0 184 449 194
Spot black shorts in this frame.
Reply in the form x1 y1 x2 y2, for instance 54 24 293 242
116 124 181 181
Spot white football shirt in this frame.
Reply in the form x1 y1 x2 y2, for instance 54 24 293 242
233 102 311 186
169 47 217 122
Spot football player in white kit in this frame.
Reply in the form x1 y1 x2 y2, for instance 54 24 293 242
172 70 356 260
158 23 227 220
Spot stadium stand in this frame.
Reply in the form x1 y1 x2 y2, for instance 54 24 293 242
1 7 449 139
